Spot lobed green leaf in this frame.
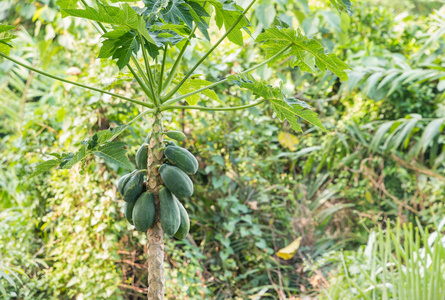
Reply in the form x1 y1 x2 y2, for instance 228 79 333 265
256 28 350 81
62 3 156 45
228 74 326 133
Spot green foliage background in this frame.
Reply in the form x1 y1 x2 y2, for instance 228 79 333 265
0 0 444 299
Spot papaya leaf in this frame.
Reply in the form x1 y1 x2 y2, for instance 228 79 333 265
28 125 135 177
328 0 352 15
0 24 17 55
142 0 169 16
98 30 141 69
61 145 88 169
28 159 62 179
62 3 156 45
228 74 326 133
176 76 221 105
143 0 210 40
55 0 79 14
193 0 250 46
158 0 195 29
94 142 133 169
188 1 210 40
256 28 350 81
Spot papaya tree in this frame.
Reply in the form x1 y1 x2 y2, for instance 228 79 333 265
0 0 350 298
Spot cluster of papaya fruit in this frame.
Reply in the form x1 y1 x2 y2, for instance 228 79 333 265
116 131 197 240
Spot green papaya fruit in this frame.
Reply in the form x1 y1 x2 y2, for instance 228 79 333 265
133 192 155 232
164 130 186 142
174 199 190 240
159 164 194 198
123 170 145 203
159 187 181 236
164 146 198 175
117 170 137 195
124 201 136 225
136 143 149 169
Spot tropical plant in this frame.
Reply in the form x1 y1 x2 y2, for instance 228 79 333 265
319 219 445 299
0 0 351 297
0 262 25 298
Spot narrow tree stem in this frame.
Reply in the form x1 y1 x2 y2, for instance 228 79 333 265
146 113 165 300
161 44 292 106
162 0 257 101
0 53 153 108
160 99 265 112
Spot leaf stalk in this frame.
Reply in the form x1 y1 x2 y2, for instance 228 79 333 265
0 53 153 109
160 99 265 112
161 44 292 107
162 0 258 101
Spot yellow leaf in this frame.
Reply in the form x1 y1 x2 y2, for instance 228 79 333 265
365 190 373 203
277 237 302 260
278 132 299 151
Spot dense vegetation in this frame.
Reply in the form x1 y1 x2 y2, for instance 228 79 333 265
0 0 444 299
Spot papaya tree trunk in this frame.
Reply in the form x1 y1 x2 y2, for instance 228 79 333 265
146 112 165 299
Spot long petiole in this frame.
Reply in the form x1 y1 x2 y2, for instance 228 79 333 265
0 53 153 109
162 25 197 95
138 33 158 105
131 56 154 97
162 0 258 101
106 109 155 142
162 44 292 107
128 66 154 101
160 99 265 112
158 45 168 95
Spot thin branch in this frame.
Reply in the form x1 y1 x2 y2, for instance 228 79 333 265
138 32 158 105
161 44 292 106
389 153 445 182
160 99 265 112
158 45 168 95
163 0 258 101
106 109 155 143
0 53 153 109
128 65 154 101
131 56 155 98
162 25 197 94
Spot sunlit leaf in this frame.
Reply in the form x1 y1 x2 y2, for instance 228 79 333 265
256 28 350 81
0 24 17 55
277 237 302 260
62 3 156 45
278 132 300 151
228 74 326 133
176 77 221 105
98 30 140 70
94 142 133 170
28 159 61 179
